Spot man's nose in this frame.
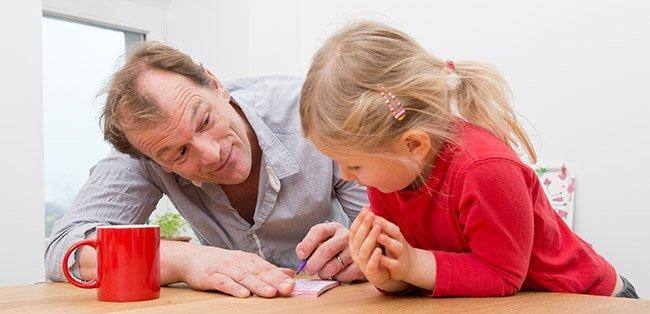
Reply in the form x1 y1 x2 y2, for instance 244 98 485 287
195 136 220 165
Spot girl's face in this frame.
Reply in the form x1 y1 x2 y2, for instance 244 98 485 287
310 135 426 193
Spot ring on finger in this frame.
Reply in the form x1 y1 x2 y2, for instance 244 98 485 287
336 255 345 269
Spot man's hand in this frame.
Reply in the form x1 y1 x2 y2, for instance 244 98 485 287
295 221 364 282
79 239 294 298
176 243 295 298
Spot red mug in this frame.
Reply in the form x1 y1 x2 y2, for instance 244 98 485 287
62 225 161 302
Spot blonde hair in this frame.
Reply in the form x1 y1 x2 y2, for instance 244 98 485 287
100 41 211 157
300 21 537 164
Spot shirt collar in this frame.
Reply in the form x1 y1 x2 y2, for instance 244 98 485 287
231 95 300 179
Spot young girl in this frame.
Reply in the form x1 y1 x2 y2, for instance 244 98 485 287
299 21 639 298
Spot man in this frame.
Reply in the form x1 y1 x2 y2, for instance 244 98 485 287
45 42 367 298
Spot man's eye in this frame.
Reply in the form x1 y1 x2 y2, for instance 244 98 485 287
348 166 360 171
174 146 188 162
200 114 211 130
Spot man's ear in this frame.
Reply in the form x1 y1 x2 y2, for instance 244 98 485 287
204 68 231 101
398 130 432 163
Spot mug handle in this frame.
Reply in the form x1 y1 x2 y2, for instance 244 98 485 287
61 239 100 289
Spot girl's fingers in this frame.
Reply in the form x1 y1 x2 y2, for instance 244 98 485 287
379 255 401 272
349 210 367 239
366 247 383 274
377 233 404 256
358 224 381 266
374 216 402 239
350 211 376 254
348 210 368 257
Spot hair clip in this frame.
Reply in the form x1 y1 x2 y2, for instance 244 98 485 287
379 86 406 121
445 60 459 89
446 60 456 71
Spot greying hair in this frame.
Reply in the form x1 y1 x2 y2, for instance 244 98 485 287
100 41 211 157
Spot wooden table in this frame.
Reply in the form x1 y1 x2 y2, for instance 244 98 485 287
0 281 647 313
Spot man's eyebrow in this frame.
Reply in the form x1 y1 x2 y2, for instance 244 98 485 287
155 145 174 160
154 101 205 160
190 97 212 123
189 101 203 122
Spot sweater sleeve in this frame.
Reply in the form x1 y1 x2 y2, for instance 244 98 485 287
431 159 535 297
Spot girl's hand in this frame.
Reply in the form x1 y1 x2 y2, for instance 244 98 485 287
349 209 390 285
374 216 416 282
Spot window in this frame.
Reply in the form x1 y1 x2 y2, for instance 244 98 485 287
42 16 144 237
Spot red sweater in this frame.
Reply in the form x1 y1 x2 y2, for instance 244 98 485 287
367 122 616 297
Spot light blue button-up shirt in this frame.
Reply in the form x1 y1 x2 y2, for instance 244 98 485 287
44 76 368 282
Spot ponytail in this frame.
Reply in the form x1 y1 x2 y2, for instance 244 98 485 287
454 61 537 163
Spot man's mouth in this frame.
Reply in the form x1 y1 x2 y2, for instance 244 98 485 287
210 147 234 174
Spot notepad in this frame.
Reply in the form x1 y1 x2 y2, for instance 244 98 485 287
290 279 340 297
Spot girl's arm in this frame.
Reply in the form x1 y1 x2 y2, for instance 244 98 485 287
405 248 437 290
376 159 536 297
374 217 437 291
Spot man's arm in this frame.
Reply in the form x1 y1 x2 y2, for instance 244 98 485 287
45 151 162 282
77 237 295 298
47 151 295 298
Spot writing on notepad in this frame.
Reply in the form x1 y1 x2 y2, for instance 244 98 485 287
291 279 340 297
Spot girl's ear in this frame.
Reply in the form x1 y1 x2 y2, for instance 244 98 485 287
204 68 231 101
398 130 432 163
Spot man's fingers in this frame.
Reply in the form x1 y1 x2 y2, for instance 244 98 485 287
316 248 351 279
235 273 278 298
279 267 295 277
250 257 293 280
296 222 338 260
305 230 347 275
245 258 294 295
332 262 363 283
253 267 295 296
207 273 250 298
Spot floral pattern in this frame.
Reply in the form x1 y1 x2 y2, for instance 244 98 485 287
535 164 575 229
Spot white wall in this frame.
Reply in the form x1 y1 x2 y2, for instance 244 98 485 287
8 0 647 297
166 0 250 80
0 0 45 285
244 0 650 297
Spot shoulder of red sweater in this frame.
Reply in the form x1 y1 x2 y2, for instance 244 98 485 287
441 122 534 177
447 123 524 165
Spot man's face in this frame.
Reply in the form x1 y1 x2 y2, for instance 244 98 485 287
126 69 253 185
